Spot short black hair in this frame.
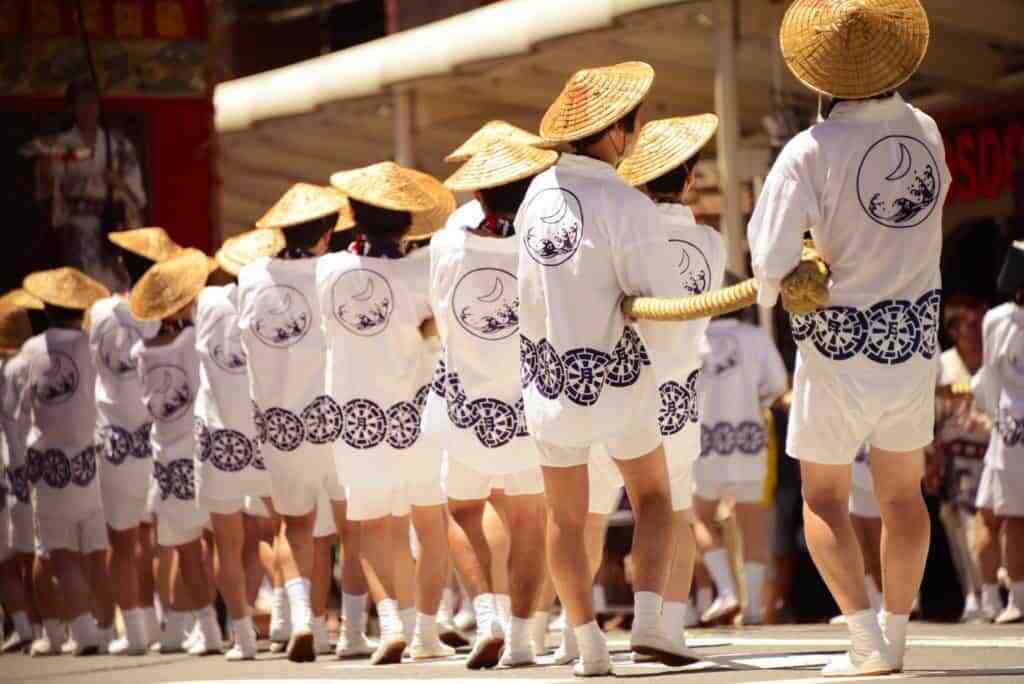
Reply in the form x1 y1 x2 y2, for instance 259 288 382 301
282 213 337 251
120 249 156 285
571 104 641 153
645 151 701 197
350 198 412 242
478 177 534 216
44 303 83 329
27 310 49 335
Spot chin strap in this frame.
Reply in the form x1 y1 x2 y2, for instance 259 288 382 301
623 241 831 322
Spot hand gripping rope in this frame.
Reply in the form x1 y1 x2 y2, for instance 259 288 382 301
623 241 831 321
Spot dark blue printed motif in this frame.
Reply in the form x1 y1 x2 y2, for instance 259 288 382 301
432 359 529 448
700 421 767 457
26 450 43 484
252 285 312 349
262 407 305 452
131 423 152 459
69 446 97 487
9 466 29 503
144 366 193 422
997 411 1024 447
523 188 584 267
669 239 712 296
302 395 344 445
790 289 941 364
386 402 421 449
26 446 97 489
195 418 211 462
520 337 537 389
734 421 767 455
563 349 611 407
341 399 387 449
857 135 940 229
331 269 394 337
453 268 520 341
154 459 195 501
534 340 565 400
98 425 133 465
192 417 259 473
468 398 518 449
658 370 701 437
31 352 79 405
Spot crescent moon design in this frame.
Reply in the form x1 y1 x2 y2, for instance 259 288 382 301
477 277 504 304
885 142 912 181
677 248 691 273
154 370 174 395
352 278 375 302
540 199 569 225
267 292 292 316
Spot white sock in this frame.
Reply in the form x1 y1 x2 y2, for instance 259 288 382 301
879 611 908 660
508 616 531 652
415 612 437 640
70 614 98 645
846 609 885 658
865 575 883 612
271 586 289 621
377 598 400 638
42 618 63 643
233 616 256 648
122 608 146 645
744 562 766 621
703 549 738 599
342 593 367 635
696 587 713 614
33 623 42 640
197 605 222 642
662 601 687 639
12 611 32 640
153 593 163 625
473 593 499 637
1011 581 1024 610
399 607 416 643
142 606 160 644
495 594 511 633
285 577 312 631
574 620 607 662
438 588 457 623
982 583 1002 613
632 591 663 634
963 592 980 613
560 621 578 655
530 611 549 651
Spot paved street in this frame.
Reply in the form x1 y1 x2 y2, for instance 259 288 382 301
4 623 1022 684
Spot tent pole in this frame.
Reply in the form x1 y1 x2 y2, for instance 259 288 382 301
714 0 745 279
393 86 417 167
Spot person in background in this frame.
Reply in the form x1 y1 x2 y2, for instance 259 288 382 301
971 242 1024 626
748 0 944 674
20 268 114 656
693 289 788 627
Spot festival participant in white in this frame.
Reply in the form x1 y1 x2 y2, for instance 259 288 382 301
517 61 697 675
91 228 180 654
0 295 43 654
129 250 224 656
618 114 728 646
430 141 559 668
748 0 944 674
236 184 362 663
320 162 452 664
693 310 787 626
19 268 114 655
971 242 1024 626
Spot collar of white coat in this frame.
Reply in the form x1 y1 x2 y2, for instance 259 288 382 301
827 93 907 123
654 202 697 225
556 152 619 180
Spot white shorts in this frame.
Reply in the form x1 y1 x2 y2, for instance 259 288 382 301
267 448 345 518
243 496 271 518
445 458 544 501
313 487 338 538
787 362 936 465
11 503 35 555
156 499 210 548
694 478 765 505
35 508 108 556
347 478 445 522
200 495 246 516
535 420 662 469
975 465 1024 518
589 447 624 516
849 485 881 519
0 507 11 563
102 480 150 531
670 469 694 511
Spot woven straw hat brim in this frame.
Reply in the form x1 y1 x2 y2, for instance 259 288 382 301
406 169 457 240
0 288 43 310
444 120 555 164
329 162 438 214
0 303 33 352
256 183 347 230
780 0 929 99
129 248 215 321
108 227 183 262
618 114 719 188
539 61 654 144
215 228 287 277
445 141 559 192
23 268 110 311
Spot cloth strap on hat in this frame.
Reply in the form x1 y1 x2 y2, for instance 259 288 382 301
477 216 515 238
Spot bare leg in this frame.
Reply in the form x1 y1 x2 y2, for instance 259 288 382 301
613 446 675 594
447 499 492 599
664 510 696 603
331 501 369 597
974 508 1002 585
209 512 250 621
50 550 91 621
176 540 213 611
392 516 416 611
1002 518 1024 583
482 500 510 596
851 514 883 594
540 464 592 627
494 494 545 620
311 534 337 620
410 505 448 616
241 514 267 608
360 517 396 600
108 527 141 612
281 511 316 583
85 550 115 629
138 523 156 612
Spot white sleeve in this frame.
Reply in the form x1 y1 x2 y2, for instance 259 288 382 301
756 328 788 407
970 367 998 418
746 138 821 307
116 134 147 209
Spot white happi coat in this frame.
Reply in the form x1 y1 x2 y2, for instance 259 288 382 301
316 250 437 491
972 303 1024 478
515 153 681 447
422 218 538 476
1 351 33 512
698 319 787 484
194 285 270 500
132 328 201 516
90 296 160 496
21 329 101 519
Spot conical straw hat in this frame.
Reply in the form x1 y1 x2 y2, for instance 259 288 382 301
255 182 347 230
444 120 554 164
129 248 216 321
405 168 456 239
108 227 183 262
0 288 43 310
617 114 718 188
329 162 438 214
780 0 929 99
539 61 654 143
445 141 559 192
23 267 110 311
215 228 287 277
0 303 33 353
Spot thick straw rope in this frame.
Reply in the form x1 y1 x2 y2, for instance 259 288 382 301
624 243 830 321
